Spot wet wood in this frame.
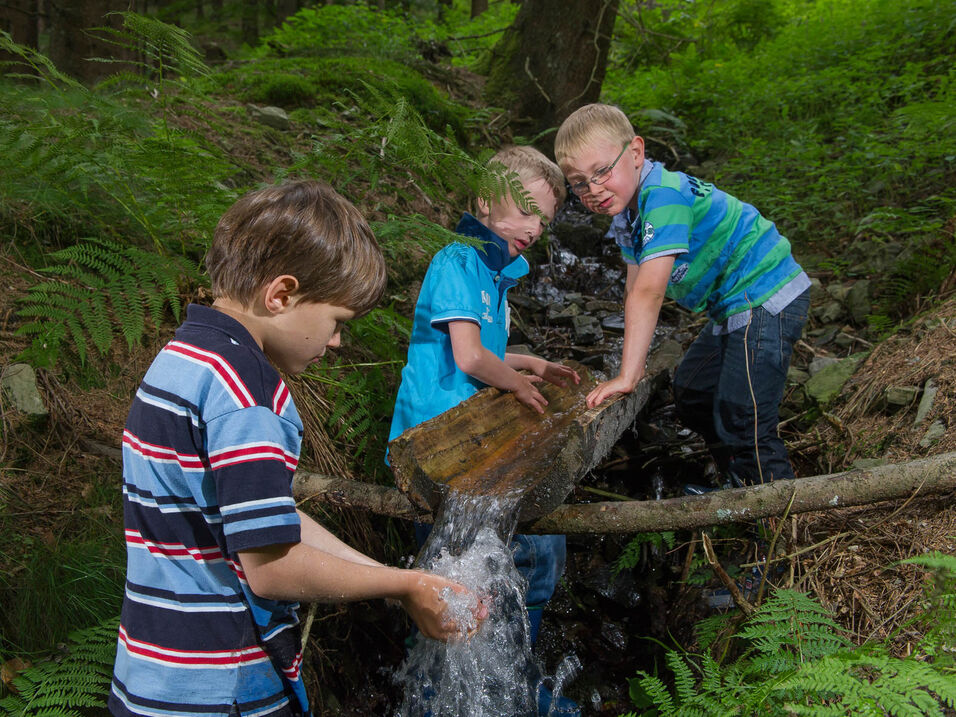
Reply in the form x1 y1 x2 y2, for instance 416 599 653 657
387 362 650 522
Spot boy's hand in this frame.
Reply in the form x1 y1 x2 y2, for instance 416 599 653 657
512 373 548 413
532 360 581 388
401 571 488 641
586 373 641 408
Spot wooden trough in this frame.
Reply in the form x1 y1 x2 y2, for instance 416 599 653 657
387 362 651 523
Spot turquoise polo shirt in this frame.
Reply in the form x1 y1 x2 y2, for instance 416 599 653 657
388 213 529 443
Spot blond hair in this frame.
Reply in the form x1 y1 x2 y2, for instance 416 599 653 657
489 145 567 206
554 104 636 167
205 181 386 316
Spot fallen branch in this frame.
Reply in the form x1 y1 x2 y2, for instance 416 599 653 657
293 471 425 521
528 451 956 535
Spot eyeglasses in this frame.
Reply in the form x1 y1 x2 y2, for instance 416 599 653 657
569 144 628 196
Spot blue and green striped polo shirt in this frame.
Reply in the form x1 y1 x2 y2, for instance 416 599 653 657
608 160 809 330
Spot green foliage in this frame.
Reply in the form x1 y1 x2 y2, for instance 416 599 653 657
259 4 420 62
628 585 956 716
15 238 196 368
0 616 117 715
612 531 676 578
605 0 956 319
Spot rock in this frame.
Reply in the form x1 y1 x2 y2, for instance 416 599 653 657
809 356 841 376
508 294 544 312
884 385 919 409
601 313 625 332
547 302 581 324
585 299 620 313
247 104 291 130
845 280 871 325
805 354 866 406
646 339 683 377
826 282 850 302
564 292 585 307
914 378 938 427
809 276 827 303
1 363 47 416
571 314 604 345
787 366 810 385
814 300 844 324
919 420 946 448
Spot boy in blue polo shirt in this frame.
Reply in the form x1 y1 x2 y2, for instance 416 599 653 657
555 103 810 486
110 181 485 717
389 146 580 648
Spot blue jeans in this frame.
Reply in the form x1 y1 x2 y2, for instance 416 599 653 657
672 290 809 484
414 524 566 645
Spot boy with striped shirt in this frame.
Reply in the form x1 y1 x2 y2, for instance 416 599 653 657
110 181 484 717
555 104 810 486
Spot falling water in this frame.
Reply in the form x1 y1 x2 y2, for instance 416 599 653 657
394 490 579 716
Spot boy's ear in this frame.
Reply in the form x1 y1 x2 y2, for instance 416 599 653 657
262 274 300 315
475 195 490 219
628 135 645 165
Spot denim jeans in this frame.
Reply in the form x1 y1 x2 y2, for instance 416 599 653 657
672 290 809 484
414 524 566 645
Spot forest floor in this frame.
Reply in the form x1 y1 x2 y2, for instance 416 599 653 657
2 214 954 712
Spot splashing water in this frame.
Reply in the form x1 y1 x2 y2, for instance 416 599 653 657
394 491 578 716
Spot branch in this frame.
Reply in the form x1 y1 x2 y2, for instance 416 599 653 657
528 451 956 535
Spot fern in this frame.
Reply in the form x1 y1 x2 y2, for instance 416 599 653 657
0 616 118 716
612 531 676 577
16 238 197 367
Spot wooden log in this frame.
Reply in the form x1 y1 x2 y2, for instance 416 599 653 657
527 451 956 535
386 362 650 522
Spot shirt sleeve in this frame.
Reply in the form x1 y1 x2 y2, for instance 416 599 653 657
637 187 693 264
205 405 301 553
425 245 484 327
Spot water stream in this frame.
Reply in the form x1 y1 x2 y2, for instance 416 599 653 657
394 491 579 716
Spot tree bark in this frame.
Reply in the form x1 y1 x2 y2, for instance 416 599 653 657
471 0 488 18
529 451 956 535
0 0 39 49
47 0 125 83
241 0 258 46
291 452 956 535
482 0 619 141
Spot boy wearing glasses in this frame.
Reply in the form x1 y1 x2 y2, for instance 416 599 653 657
555 103 810 487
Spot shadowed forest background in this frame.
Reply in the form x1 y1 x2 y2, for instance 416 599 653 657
1 0 955 714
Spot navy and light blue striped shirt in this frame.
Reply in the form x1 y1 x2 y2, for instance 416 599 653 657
110 304 309 717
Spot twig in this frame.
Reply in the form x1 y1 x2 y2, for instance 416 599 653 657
701 531 755 616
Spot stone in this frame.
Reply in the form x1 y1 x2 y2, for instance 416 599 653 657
845 280 871 325
809 356 841 376
787 366 810 385
809 276 826 303
547 302 582 324
601 313 625 332
571 314 604 345
814 300 844 324
564 292 585 307
805 354 866 406
919 420 946 448
884 385 919 409
1 363 47 416
914 378 938 427
585 299 620 313
646 339 683 377
247 104 291 130
826 282 850 302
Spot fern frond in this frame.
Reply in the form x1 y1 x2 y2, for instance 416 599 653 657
666 651 699 702
0 616 118 716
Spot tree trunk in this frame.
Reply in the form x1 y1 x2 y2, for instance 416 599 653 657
290 452 956 536
241 0 258 46
471 0 488 18
47 0 125 83
483 0 619 141
0 0 39 49
195 0 204 19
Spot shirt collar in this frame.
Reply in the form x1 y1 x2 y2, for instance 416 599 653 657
182 303 261 350
455 212 521 273
624 159 657 227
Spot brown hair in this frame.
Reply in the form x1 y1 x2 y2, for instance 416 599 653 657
554 103 636 168
489 145 567 206
205 181 386 316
